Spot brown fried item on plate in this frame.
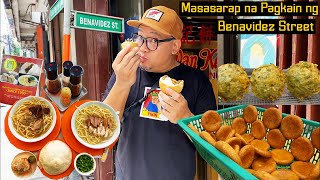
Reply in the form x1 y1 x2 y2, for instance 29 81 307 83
251 120 266 139
215 141 242 166
252 170 278 180
310 161 320 180
252 157 277 173
231 117 247 135
271 169 299 180
201 110 222 132
246 169 256 174
239 145 256 169
11 152 37 178
270 149 294 165
243 105 258 123
241 133 254 143
267 129 286 149
280 115 303 139
216 125 235 141
290 137 314 162
188 124 200 135
199 131 216 147
291 161 316 180
250 139 270 151
311 127 320 150
262 107 282 129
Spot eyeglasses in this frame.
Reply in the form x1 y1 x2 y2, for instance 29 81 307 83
131 33 175 51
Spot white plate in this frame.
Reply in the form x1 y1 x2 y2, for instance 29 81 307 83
8 96 57 143
18 75 38 87
71 101 120 149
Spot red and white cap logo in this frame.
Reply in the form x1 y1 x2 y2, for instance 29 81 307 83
145 9 163 21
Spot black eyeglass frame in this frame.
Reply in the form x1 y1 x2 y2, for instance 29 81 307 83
131 33 175 51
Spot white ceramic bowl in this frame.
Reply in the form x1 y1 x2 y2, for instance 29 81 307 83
8 96 57 142
18 75 38 87
71 101 120 149
74 153 96 176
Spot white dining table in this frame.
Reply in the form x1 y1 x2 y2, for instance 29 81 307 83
0 103 94 180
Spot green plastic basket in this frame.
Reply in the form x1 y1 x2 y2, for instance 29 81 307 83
178 105 320 180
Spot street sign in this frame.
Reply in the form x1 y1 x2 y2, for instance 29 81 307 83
49 0 64 21
72 10 124 34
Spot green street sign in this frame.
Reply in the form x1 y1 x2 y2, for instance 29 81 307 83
72 10 124 34
49 0 64 21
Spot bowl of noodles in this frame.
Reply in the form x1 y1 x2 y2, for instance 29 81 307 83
8 96 56 143
71 101 120 149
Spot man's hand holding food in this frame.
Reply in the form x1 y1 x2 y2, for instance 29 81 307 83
158 88 193 124
112 44 140 89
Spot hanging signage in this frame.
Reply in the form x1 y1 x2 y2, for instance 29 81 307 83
71 10 124 34
49 0 64 21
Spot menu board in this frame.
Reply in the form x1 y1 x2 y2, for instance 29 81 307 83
0 55 43 105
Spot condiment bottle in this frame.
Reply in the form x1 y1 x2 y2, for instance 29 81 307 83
69 65 83 97
62 61 73 87
45 62 61 94
60 87 72 106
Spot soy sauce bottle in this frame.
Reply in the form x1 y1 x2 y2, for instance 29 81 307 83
45 62 61 94
69 65 83 98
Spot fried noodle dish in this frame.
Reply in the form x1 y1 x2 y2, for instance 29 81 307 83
76 104 117 145
12 98 53 139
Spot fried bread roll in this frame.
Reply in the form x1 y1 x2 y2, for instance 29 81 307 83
290 137 314 162
280 115 303 139
216 125 235 141
270 149 294 165
121 40 138 49
231 117 247 135
262 107 282 129
239 145 255 169
271 169 299 180
243 105 258 123
215 141 242 166
252 157 277 173
241 134 254 143
201 110 222 132
311 127 320 150
252 121 266 139
252 170 278 180
199 131 216 147
188 124 200 135
159 75 184 95
267 129 286 149
291 161 316 179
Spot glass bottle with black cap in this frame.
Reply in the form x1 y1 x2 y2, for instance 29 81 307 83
45 62 61 94
69 65 83 98
62 61 73 87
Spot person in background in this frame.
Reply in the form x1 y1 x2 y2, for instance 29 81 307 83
103 5 217 180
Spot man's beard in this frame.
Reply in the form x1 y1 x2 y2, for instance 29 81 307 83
139 64 152 72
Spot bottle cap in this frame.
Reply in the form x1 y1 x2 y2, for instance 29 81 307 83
63 61 73 77
45 62 58 80
70 65 84 85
